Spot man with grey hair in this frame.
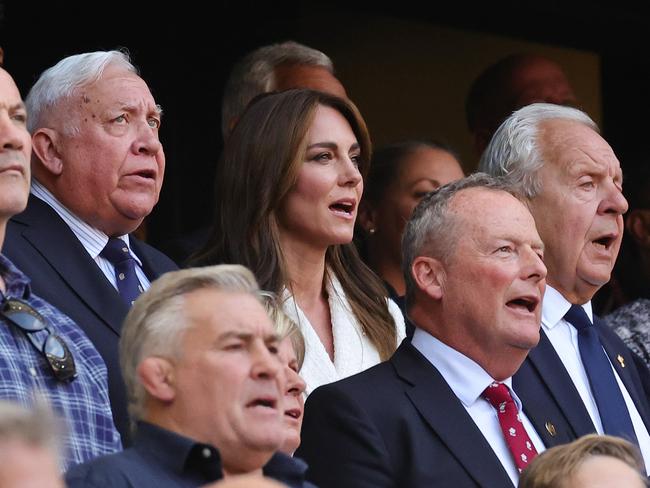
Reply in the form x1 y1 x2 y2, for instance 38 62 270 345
0 400 64 487
66 264 314 487
480 102 650 470
3 50 177 443
221 40 346 139
298 174 573 487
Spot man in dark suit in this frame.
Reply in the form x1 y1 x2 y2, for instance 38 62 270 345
297 174 574 487
3 50 177 443
480 103 650 469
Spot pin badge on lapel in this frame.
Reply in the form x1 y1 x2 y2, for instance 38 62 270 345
617 355 626 368
545 421 556 436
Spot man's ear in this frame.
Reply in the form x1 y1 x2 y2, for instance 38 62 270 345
411 256 445 300
357 200 378 234
31 128 64 176
626 209 650 248
137 357 176 403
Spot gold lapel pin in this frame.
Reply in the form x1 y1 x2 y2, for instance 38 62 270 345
617 355 626 368
545 421 556 437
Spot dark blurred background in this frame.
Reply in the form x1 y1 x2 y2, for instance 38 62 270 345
0 1 647 251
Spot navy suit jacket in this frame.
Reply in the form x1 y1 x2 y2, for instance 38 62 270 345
297 341 575 488
514 316 650 440
3 196 178 443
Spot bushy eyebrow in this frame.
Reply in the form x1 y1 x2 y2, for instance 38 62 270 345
113 101 163 118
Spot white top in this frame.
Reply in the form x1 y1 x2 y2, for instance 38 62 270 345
542 285 650 471
31 181 150 291
412 328 545 486
282 272 406 395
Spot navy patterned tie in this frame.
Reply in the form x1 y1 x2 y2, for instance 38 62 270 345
100 238 143 307
564 304 639 445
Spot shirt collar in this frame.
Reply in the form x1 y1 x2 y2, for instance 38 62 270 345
0 253 31 300
31 181 140 265
134 422 222 479
411 328 521 409
542 285 593 330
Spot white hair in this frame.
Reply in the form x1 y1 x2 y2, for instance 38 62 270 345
479 102 598 198
25 50 137 134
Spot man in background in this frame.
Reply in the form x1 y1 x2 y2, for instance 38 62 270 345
4 50 177 442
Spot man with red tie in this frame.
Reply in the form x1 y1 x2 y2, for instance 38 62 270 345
297 173 574 487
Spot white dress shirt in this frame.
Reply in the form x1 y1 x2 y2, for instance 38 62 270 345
412 328 545 486
542 285 650 470
31 181 151 291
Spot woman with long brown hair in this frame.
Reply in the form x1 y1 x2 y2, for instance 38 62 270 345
192 89 405 394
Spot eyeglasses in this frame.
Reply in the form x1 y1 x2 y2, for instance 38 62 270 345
1 297 76 382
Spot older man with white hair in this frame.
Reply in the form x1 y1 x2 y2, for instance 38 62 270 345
480 102 650 470
4 50 178 442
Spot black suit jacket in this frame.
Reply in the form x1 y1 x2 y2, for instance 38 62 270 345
514 316 650 440
3 196 178 443
297 341 574 488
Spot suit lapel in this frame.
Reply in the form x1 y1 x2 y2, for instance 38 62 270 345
392 343 514 488
517 329 596 437
596 317 650 430
130 237 163 281
16 197 128 335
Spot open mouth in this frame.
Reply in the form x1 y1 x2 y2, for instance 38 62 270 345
329 200 356 216
592 234 616 251
506 295 539 313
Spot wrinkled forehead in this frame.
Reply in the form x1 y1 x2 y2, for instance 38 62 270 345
539 119 621 175
70 66 156 109
185 289 275 337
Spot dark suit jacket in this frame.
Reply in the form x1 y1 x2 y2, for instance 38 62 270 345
3 196 178 443
514 317 650 440
296 341 575 488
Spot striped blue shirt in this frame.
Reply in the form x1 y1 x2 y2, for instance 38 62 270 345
0 253 122 470
31 181 150 291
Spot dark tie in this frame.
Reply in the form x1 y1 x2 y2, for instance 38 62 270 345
100 238 143 307
564 304 639 445
483 382 538 473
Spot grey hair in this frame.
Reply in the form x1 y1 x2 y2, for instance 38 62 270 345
0 398 61 454
259 292 305 369
478 102 598 198
221 40 334 138
120 264 262 424
25 49 137 134
402 172 521 307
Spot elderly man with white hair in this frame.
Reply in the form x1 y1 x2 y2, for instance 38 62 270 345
480 102 650 471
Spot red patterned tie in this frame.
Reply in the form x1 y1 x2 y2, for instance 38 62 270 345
482 382 538 472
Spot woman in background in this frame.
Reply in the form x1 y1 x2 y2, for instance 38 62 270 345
193 89 405 394
358 140 464 309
